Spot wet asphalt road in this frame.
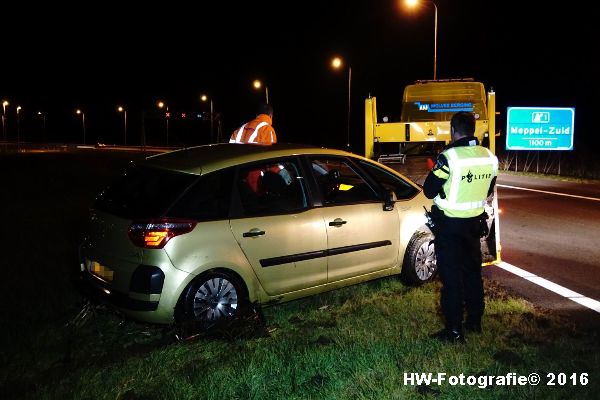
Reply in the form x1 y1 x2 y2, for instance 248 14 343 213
484 173 600 331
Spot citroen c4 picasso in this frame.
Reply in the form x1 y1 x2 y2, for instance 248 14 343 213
79 144 437 325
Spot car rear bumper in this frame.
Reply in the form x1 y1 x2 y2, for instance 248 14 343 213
77 269 160 312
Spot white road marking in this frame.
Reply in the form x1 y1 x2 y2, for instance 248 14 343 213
497 184 600 202
496 261 600 313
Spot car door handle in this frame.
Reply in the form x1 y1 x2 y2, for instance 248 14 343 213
328 218 347 227
243 228 266 238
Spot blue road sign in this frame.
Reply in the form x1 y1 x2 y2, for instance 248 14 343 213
506 107 575 150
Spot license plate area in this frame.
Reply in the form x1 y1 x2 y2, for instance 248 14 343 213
87 260 114 282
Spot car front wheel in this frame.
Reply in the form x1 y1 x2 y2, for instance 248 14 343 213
401 231 437 285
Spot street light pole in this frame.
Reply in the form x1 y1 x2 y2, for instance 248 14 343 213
347 66 352 150
201 94 215 143
253 80 269 104
406 0 438 80
37 111 47 141
433 1 438 80
2 100 8 140
157 101 169 145
76 109 86 144
16 106 21 144
331 57 352 150
118 106 127 145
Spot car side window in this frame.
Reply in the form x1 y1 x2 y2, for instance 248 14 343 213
310 158 379 205
166 168 234 221
358 160 419 200
237 160 308 217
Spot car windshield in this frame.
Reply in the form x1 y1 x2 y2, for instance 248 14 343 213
94 164 197 219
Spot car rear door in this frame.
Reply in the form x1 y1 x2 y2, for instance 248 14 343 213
308 157 400 283
229 158 328 296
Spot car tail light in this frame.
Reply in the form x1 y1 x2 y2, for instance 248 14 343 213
128 218 196 249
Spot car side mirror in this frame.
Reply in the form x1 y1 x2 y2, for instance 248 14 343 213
383 190 397 211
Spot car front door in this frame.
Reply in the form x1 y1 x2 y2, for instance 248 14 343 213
309 157 400 283
229 158 328 296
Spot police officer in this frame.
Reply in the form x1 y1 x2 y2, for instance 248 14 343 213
423 111 498 343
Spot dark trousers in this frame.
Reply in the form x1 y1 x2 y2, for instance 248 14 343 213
434 213 484 329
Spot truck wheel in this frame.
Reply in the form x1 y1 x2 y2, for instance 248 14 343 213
401 231 437 285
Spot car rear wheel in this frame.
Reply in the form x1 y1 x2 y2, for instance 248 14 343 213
401 231 437 285
182 271 248 326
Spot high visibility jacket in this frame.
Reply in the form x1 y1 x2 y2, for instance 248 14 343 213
229 114 277 145
432 145 498 218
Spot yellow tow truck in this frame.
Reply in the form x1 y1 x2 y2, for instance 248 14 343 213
365 78 501 264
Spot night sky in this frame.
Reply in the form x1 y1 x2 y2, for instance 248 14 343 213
2 1 596 151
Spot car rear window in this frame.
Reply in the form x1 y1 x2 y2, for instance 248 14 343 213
166 168 234 221
94 165 198 219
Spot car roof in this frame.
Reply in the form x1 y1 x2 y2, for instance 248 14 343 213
140 143 363 175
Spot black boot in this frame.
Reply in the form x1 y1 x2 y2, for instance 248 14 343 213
431 327 465 343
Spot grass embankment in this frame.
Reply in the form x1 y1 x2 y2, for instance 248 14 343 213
1 150 598 399
2 278 599 400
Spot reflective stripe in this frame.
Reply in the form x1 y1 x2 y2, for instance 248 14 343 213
434 196 486 210
248 122 267 143
233 124 246 143
433 168 449 179
452 156 497 167
445 149 461 203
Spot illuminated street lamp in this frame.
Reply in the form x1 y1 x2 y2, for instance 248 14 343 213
2 100 8 140
76 109 86 144
405 0 438 80
252 79 269 104
157 101 169 145
331 56 352 150
201 94 214 143
117 106 127 145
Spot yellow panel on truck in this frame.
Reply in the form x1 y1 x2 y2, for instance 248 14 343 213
365 79 500 264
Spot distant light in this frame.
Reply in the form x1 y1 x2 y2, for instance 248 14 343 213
117 106 124 112
201 94 208 102
405 0 418 7
2 100 8 107
16 106 22 113
76 109 82 114
181 113 186 118
157 101 165 109
331 57 343 69
37 111 42 115
253 80 262 89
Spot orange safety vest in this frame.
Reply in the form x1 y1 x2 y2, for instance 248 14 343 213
229 114 277 145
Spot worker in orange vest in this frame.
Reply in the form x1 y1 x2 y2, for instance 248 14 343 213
229 103 277 145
